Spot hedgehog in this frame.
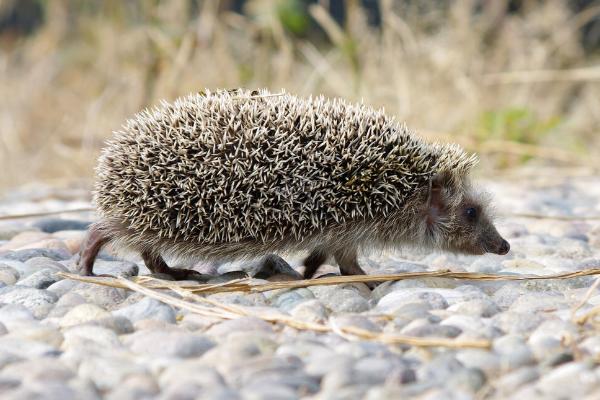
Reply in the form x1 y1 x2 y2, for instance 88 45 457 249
78 88 510 282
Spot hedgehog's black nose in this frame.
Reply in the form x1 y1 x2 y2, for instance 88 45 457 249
497 240 510 255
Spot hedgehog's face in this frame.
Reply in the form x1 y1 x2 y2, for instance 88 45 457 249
426 173 510 256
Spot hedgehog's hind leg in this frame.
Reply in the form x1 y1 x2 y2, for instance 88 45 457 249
303 248 328 279
141 251 210 282
78 223 111 276
333 248 366 276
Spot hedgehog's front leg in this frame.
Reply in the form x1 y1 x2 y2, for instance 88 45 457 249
303 248 329 279
140 251 209 282
78 223 110 276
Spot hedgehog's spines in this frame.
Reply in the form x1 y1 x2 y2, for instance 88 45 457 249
95 88 476 250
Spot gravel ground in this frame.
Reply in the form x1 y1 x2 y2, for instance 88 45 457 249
0 174 599 400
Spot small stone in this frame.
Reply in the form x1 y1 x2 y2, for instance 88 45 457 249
455 349 501 377
47 292 87 318
91 260 138 278
0 304 35 328
47 279 80 297
18 268 61 289
6 324 63 347
448 298 499 317
25 256 68 272
290 299 329 323
33 218 91 233
60 303 111 327
0 337 58 358
106 373 159 400
72 283 128 309
447 367 487 393
0 286 58 318
272 289 315 312
0 248 71 262
89 316 134 335
493 335 536 370
535 362 599 398
62 325 121 349
377 289 451 313
492 311 543 335
1 357 74 381
309 285 370 313
78 353 148 392
206 317 273 337
159 361 227 388
112 297 175 323
0 265 19 285
401 321 462 338
125 330 214 358
494 367 539 396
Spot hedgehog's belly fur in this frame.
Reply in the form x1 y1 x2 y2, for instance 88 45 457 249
95 217 374 262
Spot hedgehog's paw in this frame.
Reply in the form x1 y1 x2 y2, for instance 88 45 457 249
165 268 212 282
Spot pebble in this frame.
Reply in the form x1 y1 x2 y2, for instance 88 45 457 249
206 317 274 338
0 264 19 285
125 330 215 358
33 218 91 233
0 248 71 262
60 303 111 327
72 283 128 309
0 286 58 318
309 285 370 313
18 268 61 289
290 299 329 323
113 297 176 323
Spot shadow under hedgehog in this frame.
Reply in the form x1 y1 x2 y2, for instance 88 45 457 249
79 89 510 282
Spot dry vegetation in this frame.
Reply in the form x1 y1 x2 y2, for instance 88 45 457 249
0 0 599 193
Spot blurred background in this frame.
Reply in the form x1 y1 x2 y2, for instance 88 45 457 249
0 0 599 194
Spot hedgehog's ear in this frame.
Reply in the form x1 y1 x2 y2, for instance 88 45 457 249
426 172 450 224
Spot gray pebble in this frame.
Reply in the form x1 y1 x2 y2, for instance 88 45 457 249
1 248 71 262
47 279 80 297
401 321 462 338
72 283 128 309
0 265 19 285
63 325 121 349
47 292 87 318
125 330 215 358
0 286 58 319
0 337 58 359
448 298 499 317
455 349 501 377
78 354 148 392
60 303 110 327
493 366 539 396
91 260 139 278
18 268 61 289
33 218 91 233
493 335 536 370
492 311 543 335
309 285 370 313
113 297 175 323
290 299 329 323
272 289 315 312
206 317 273 337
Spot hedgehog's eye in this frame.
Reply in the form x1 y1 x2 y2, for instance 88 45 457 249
465 207 477 222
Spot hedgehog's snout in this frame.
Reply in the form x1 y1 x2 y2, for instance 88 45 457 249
495 239 510 255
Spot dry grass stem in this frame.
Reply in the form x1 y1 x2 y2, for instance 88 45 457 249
59 267 600 295
0 208 95 221
505 213 600 221
483 66 600 84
